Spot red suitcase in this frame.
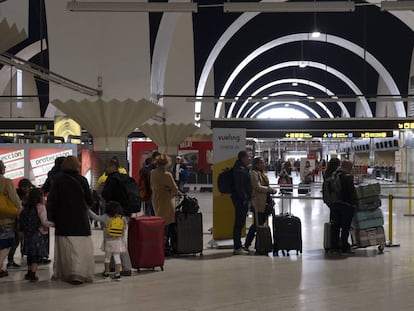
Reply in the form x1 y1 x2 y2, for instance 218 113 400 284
128 216 165 272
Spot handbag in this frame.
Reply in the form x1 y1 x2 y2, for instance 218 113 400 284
0 182 19 219
264 194 275 216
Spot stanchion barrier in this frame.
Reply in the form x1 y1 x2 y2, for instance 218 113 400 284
385 194 400 248
404 182 414 217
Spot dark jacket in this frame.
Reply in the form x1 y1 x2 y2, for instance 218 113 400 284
336 168 357 205
46 171 93 236
231 159 252 204
101 171 127 210
42 167 63 194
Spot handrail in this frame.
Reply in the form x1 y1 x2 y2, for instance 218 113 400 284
0 52 102 97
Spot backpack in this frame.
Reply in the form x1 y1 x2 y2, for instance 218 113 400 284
322 171 343 205
106 216 124 238
179 166 189 182
177 195 199 213
19 207 41 234
217 168 234 194
118 175 141 216
138 166 151 202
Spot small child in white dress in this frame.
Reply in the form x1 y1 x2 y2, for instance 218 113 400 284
88 200 127 280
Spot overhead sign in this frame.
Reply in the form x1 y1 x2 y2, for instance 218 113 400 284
322 131 393 139
284 132 313 139
398 122 414 130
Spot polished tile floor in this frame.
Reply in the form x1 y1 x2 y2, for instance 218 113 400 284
1 178 414 311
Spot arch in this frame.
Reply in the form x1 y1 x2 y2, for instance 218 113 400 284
0 39 47 94
250 102 318 118
150 12 182 105
214 33 404 118
238 90 334 118
239 78 350 118
227 60 371 118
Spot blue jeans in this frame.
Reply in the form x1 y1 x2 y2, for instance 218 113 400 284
231 198 249 250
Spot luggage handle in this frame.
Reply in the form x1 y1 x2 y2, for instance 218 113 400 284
280 192 292 215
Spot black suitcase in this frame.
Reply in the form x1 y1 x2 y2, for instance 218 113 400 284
254 209 272 255
273 194 302 256
172 211 203 256
323 222 333 252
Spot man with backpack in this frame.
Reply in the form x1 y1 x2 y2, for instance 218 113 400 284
101 157 133 276
231 151 252 255
329 160 358 255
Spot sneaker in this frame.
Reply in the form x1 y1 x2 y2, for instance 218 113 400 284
24 273 30 280
120 270 132 277
7 262 20 269
0 270 8 278
233 248 249 255
242 245 250 252
102 272 110 278
111 274 121 281
29 275 39 282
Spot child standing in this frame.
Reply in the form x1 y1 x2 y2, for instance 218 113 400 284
19 188 54 282
88 200 127 280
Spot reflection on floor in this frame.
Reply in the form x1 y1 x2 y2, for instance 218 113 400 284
1 179 414 311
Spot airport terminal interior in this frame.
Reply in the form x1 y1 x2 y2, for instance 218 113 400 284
1 0 414 310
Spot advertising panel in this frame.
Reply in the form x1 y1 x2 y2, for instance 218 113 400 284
0 148 25 187
29 148 74 186
212 128 246 242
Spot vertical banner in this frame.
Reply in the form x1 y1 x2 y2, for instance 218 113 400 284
212 128 246 241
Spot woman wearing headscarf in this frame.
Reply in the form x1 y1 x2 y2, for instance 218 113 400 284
150 153 179 255
46 156 94 285
0 160 21 278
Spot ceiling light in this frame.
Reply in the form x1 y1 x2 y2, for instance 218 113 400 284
292 82 298 86
223 1 355 13
307 96 315 100
311 31 321 38
67 1 198 13
381 1 414 11
299 61 308 68
284 104 290 107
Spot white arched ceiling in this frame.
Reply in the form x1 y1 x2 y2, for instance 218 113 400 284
228 60 371 118
150 12 182 106
193 0 411 119
0 39 47 94
240 78 350 117
215 33 404 118
250 102 320 118
236 90 335 118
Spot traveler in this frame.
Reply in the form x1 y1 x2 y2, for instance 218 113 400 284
88 201 127 281
231 151 252 255
0 160 21 278
150 153 180 256
7 178 33 269
46 156 95 285
139 157 154 216
101 157 132 276
244 157 276 251
172 156 189 193
302 161 313 184
330 160 357 254
42 156 65 194
20 188 54 282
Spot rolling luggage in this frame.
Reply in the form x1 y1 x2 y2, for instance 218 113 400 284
355 196 381 211
352 209 384 229
351 226 385 252
128 216 165 272
355 183 381 199
273 194 302 256
323 222 333 252
254 208 273 255
172 211 203 256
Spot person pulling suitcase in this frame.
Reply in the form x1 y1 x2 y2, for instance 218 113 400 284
244 157 276 253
